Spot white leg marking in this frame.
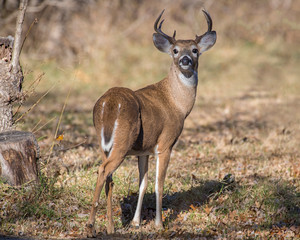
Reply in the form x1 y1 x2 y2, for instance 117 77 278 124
132 156 148 226
154 145 161 225
132 176 146 225
101 119 118 156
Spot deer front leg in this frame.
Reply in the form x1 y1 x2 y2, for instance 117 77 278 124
155 148 171 229
105 174 114 234
132 155 149 227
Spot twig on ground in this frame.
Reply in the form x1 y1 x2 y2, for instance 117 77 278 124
32 116 56 134
14 84 56 124
46 86 72 165
13 72 45 119
58 137 88 152
31 119 42 132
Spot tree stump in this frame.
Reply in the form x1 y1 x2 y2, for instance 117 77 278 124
0 131 39 186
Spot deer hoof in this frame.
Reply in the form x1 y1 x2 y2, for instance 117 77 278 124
107 225 115 234
130 221 140 229
86 224 97 238
155 221 164 230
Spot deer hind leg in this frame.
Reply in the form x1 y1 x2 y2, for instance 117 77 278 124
86 163 106 238
105 174 114 234
132 155 149 227
86 152 125 237
155 148 171 229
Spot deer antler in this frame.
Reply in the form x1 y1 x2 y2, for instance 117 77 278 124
195 9 213 43
154 9 176 44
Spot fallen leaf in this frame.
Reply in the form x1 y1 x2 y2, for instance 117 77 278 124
56 134 64 141
190 204 197 211
204 205 213 215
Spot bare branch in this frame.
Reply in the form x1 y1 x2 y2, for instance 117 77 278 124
11 0 28 74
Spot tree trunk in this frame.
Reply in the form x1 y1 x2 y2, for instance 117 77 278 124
0 37 15 131
0 131 39 186
0 0 27 132
0 103 13 132
0 37 24 132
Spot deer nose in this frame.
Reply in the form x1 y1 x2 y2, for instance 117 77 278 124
180 56 192 66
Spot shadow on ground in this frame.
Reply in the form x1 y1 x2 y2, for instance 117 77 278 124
120 177 233 227
119 174 299 234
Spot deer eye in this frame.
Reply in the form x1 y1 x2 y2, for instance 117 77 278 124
192 48 198 54
173 49 178 54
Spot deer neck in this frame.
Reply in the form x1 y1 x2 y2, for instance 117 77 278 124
166 63 198 118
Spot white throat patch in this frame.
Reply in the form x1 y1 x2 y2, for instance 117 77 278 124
179 71 198 87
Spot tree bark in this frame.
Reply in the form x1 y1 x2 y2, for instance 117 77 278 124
0 131 39 186
0 37 16 132
0 0 28 132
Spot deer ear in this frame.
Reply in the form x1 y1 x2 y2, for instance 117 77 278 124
153 33 173 54
197 31 216 53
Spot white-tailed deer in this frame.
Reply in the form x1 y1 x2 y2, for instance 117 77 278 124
86 9 216 237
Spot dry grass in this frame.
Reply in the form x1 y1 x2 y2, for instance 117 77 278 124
1 1 300 239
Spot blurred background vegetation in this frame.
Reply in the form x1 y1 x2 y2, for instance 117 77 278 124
1 0 299 59
1 0 299 90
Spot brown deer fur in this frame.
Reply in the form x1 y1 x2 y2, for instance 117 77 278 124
86 9 216 237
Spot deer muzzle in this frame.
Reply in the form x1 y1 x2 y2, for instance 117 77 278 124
179 55 193 70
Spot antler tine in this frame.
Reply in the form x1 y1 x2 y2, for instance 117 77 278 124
154 9 165 30
202 9 212 32
195 9 213 42
154 9 176 44
158 19 165 30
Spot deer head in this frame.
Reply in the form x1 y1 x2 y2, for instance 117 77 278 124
153 9 216 79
